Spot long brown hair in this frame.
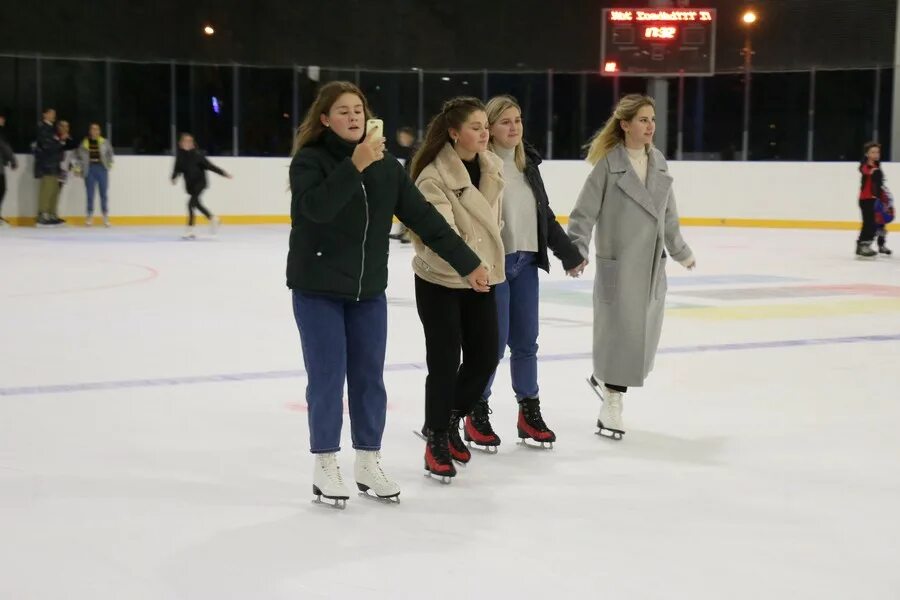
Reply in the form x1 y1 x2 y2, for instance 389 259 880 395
409 96 485 181
291 81 372 156
585 94 656 165
486 95 526 172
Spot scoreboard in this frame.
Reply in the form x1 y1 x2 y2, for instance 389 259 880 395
601 8 717 77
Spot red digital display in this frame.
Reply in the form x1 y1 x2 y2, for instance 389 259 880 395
602 7 716 76
644 26 677 40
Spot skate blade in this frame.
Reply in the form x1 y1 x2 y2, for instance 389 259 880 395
413 429 427 441
585 376 604 400
466 441 499 454
356 482 401 502
423 471 454 485
517 438 555 450
312 495 348 509
595 427 624 441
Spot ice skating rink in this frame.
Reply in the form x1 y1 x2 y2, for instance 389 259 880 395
1 224 898 600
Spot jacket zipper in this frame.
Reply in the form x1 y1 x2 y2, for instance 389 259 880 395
357 182 370 301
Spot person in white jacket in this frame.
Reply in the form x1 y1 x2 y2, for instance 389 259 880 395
567 94 695 441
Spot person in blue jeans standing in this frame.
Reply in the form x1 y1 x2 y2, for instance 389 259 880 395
77 123 114 227
288 81 488 507
473 96 587 449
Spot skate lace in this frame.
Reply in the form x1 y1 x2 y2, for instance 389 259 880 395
471 400 496 433
428 432 452 464
522 401 549 431
448 418 466 451
322 454 345 486
368 452 390 484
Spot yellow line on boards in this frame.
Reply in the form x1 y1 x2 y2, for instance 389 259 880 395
4 215 898 231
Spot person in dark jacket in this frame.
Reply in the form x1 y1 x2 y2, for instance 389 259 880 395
288 81 488 506
479 95 587 448
33 108 76 227
171 133 232 239
0 112 18 227
857 142 888 258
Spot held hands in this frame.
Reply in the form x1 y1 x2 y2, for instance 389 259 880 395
566 259 588 278
466 265 491 293
351 129 386 173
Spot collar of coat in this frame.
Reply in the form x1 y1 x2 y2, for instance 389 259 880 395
431 142 503 200
606 143 673 219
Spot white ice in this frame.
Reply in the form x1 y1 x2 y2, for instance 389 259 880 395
1 225 899 599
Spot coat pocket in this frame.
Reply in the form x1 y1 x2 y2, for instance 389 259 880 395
654 256 668 300
595 257 618 304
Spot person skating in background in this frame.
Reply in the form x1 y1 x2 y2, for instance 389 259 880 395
0 111 17 227
568 94 695 441
858 142 892 258
76 123 115 227
389 125 417 244
171 133 231 240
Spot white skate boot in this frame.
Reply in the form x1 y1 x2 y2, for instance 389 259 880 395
209 215 220 236
312 452 350 509
354 450 400 502
182 226 196 240
597 387 625 441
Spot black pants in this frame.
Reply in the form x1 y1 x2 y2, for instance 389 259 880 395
859 199 877 243
188 192 212 226
415 276 499 432
0 175 6 216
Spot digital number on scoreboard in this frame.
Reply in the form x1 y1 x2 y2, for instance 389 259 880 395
601 8 717 77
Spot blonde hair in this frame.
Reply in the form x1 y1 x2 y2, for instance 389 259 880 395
584 94 656 165
291 81 372 156
485 95 526 172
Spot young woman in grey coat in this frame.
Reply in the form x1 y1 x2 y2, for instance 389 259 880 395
567 94 695 440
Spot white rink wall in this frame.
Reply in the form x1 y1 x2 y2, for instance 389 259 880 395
2 154 898 229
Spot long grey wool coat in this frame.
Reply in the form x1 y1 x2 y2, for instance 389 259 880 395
567 144 693 388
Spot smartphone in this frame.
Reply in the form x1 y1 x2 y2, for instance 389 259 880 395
366 118 384 140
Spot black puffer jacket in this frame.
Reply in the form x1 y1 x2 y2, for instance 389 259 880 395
287 129 481 300
171 148 226 195
33 121 72 178
522 143 584 272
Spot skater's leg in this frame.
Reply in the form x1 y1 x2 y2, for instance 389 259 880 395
194 191 213 221
85 167 97 217
292 291 348 454
187 195 199 227
481 271 510 402
455 286 499 416
97 166 109 216
859 199 877 243
506 252 540 401
344 293 388 451
415 276 462 433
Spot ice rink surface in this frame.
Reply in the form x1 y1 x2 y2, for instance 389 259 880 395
1 225 899 599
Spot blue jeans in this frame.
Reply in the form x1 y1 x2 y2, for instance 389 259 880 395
292 291 388 453
484 252 540 402
85 164 109 216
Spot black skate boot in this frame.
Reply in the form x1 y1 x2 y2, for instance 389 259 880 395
878 238 892 256
464 397 501 453
448 411 471 464
424 429 456 484
517 397 556 448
